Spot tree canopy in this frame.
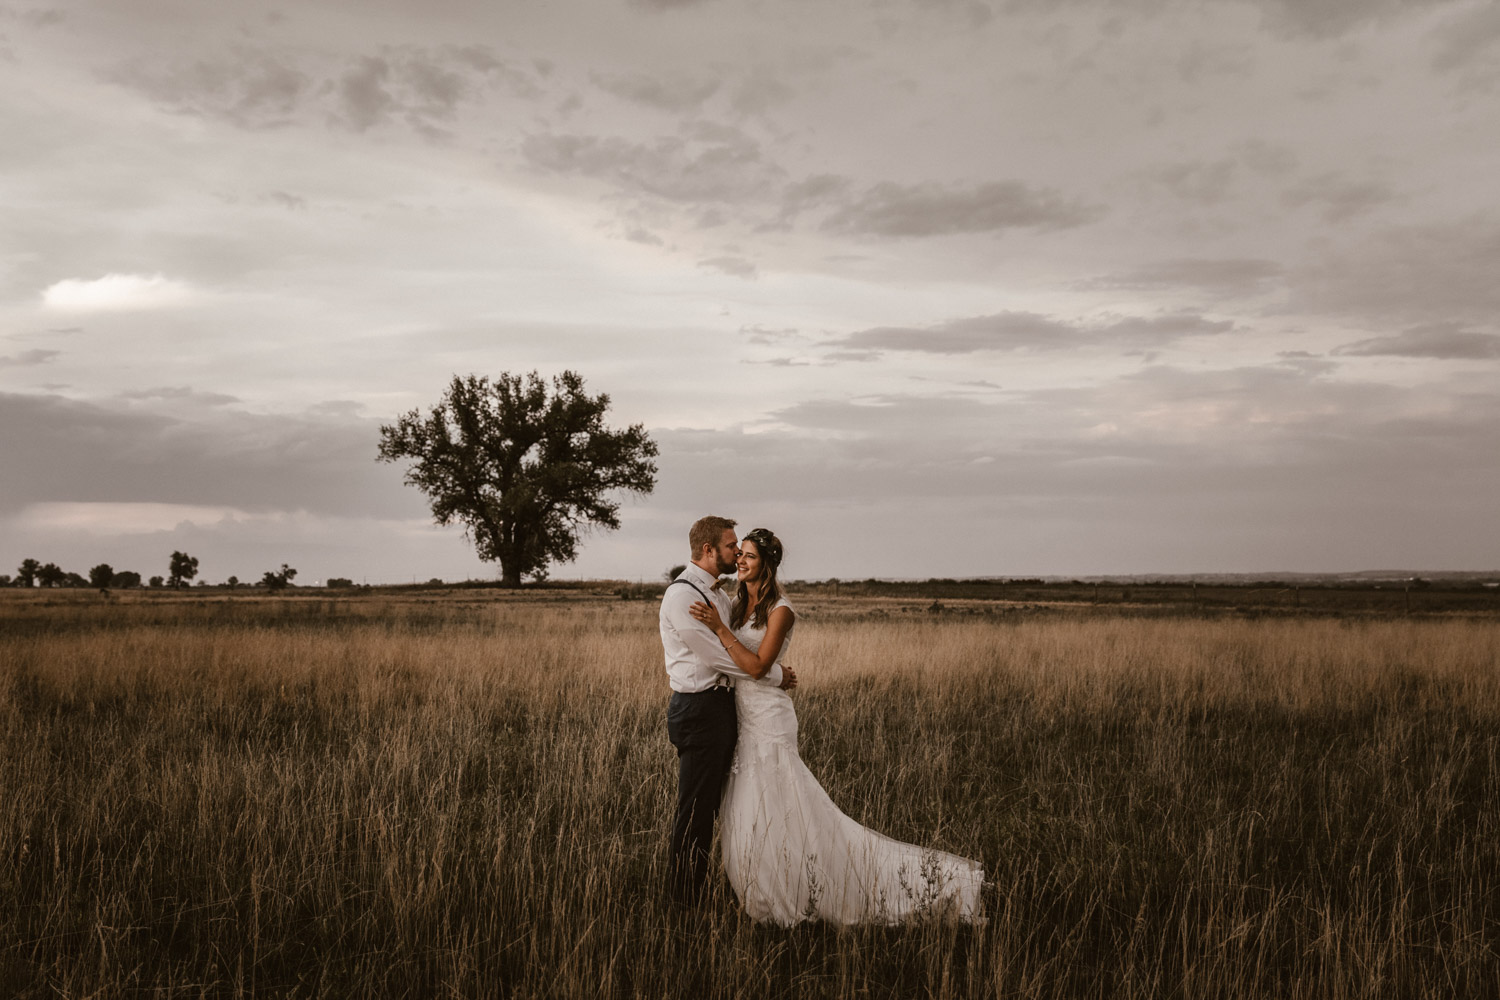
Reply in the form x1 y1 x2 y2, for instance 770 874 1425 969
262 564 297 592
168 551 199 589
377 371 658 586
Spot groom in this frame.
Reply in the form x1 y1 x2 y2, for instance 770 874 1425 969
660 515 797 904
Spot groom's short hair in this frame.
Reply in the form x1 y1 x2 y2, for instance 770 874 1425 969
689 516 737 557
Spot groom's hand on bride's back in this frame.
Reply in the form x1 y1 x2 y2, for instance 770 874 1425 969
779 665 798 691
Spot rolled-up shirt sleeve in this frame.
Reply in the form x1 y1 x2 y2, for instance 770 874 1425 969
661 585 783 688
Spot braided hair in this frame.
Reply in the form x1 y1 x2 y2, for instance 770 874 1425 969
731 527 785 630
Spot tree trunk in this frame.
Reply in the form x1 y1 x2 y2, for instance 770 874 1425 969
500 565 522 588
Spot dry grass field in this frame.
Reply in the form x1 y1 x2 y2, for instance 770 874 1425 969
2 589 1497 998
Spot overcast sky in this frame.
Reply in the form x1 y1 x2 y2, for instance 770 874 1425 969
3 0 1498 584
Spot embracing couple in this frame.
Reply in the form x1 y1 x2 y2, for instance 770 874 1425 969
659 515 985 926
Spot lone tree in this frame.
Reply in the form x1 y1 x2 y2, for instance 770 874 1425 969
16 559 40 588
262 564 297 592
168 551 199 589
89 563 115 590
378 371 658 587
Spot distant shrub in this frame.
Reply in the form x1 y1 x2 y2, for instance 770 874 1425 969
327 578 355 588
262 565 297 592
617 582 665 601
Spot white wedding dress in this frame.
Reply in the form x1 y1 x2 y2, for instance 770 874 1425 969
719 598 985 926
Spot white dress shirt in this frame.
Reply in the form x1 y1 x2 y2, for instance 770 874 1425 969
660 562 784 693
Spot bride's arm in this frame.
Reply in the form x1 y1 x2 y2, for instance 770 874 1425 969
690 602 795 680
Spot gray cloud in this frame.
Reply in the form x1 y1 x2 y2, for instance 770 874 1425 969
331 45 540 133
658 363 1500 557
1430 3 1500 71
1141 159 1238 205
1233 139 1300 176
698 255 758 278
1334 322 1500 360
728 67 801 116
109 45 312 128
0 348 60 367
998 0 1451 40
1282 172 1397 222
1086 258 1285 295
265 190 307 210
0 391 413 519
1292 216 1500 324
774 173 854 226
1175 38 1255 83
746 356 812 367
624 227 665 245
821 179 1103 237
335 56 398 131
741 325 800 344
831 310 1235 355
1250 0 1454 40
1274 351 1341 376
117 386 241 405
592 70 720 112
521 129 784 204
109 43 538 134
14 7 66 27
841 313 1074 354
521 125 1095 244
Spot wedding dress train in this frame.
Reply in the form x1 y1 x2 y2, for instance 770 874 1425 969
719 600 984 926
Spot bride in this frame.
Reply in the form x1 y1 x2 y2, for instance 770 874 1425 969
688 528 985 926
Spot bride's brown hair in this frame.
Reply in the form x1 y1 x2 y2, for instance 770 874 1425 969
731 528 785 631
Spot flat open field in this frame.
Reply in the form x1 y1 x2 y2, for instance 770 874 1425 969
2 588 1498 998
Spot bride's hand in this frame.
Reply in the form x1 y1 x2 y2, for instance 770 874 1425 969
689 600 724 631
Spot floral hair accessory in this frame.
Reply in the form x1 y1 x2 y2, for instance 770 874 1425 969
744 528 783 568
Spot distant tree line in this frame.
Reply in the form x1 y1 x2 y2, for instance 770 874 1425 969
5 552 309 591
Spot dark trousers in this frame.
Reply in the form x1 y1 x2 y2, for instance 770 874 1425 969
666 687 737 902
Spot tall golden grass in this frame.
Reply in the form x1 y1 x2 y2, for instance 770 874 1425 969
2 593 1497 998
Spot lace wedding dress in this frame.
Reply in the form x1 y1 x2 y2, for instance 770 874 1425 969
719 598 985 925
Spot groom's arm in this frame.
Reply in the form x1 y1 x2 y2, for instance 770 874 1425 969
661 587 784 687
